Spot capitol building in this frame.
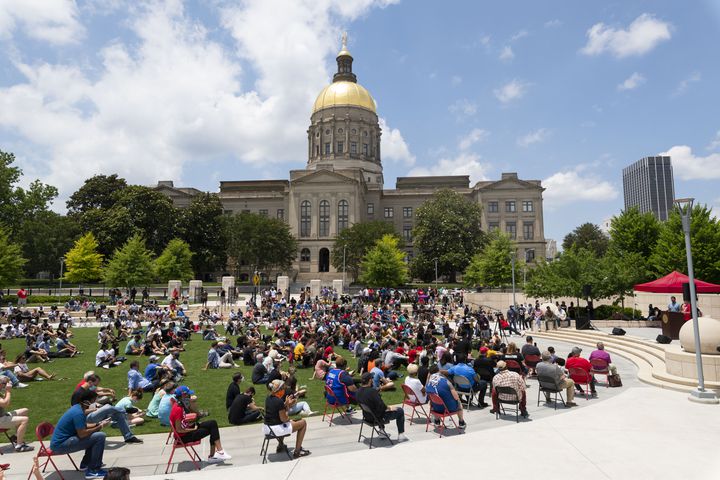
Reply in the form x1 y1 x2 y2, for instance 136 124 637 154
157 38 547 282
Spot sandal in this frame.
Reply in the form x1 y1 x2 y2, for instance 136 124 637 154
15 443 34 452
293 447 311 458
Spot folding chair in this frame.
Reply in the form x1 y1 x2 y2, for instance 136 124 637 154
536 374 566 410
590 358 611 387
426 393 460 438
401 384 429 424
505 359 526 379
28 422 79 480
569 367 593 400
322 385 351 426
523 354 541 376
452 375 475 409
0 428 15 454
260 426 294 464
494 386 520 423
357 403 395 449
165 420 202 474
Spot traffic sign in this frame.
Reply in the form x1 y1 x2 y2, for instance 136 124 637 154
253 274 260 286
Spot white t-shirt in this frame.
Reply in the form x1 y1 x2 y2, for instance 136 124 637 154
404 376 427 403
95 349 110 366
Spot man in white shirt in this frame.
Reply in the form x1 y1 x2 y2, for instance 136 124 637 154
162 352 186 378
403 364 427 403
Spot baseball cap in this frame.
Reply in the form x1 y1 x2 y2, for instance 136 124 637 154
149 355 159 363
407 364 418 375
175 385 194 397
496 360 507 370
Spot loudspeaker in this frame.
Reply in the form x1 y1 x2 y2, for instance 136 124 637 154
582 284 592 298
682 282 691 303
656 334 672 344
611 327 626 336
576 317 591 330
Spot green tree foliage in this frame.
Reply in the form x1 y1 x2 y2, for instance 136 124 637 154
360 234 408 286
463 230 516 287
19 212 81 278
525 248 601 300
225 212 298 274
650 204 720 283
104 234 156 288
177 193 228 276
64 233 104 283
66 174 128 216
0 228 26 288
155 239 194 282
597 251 649 308
562 222 609 257
331 221 399 282
411 189 485 282
608 207 660 259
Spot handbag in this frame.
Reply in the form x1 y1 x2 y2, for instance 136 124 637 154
608 374 623 387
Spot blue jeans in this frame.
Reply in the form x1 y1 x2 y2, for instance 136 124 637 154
51 432 106 470
1 369 19 386
86 405 133 440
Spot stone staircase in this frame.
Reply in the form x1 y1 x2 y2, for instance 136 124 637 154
531 329 720 394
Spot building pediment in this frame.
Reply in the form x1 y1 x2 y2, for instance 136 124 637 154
291 169 359 186
475 174 543 192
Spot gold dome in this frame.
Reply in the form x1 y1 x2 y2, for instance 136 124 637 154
312 80 376 114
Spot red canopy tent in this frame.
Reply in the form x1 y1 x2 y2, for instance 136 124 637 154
633 270 720 294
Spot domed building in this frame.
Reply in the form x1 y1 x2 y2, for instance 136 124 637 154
156 37 547 282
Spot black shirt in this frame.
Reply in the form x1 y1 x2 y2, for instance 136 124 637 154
251 363 267 384
356 386 386 423
226 382 241 410
418 365 430 385
228 393 253 424
264 395 285 426
473 356 497 382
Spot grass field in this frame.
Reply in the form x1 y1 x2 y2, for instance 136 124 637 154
1 328 407 440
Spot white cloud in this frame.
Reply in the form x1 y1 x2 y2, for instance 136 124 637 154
707 130 720 151
517 128 549 147
543 168 618 207
544 19 562 28
660 145 720 180
448 98 478 118
0 0 401 198
379 117 415 166
494 79 528 103
409 152 489 184
617 72 646 91
673 71 701 96
0 0 84 44
499 46 514 61
581 13 672 58
458 128 489 150
510 30 528 42
450 75 462 86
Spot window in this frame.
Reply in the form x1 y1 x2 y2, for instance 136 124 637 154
506 221 517 239
324 143 330 154
315 146 319 156
300 248 310 262
242 209 250 213
276 209 284 220
403 207 413 218
363 143 368 155
367 203 374 215
525 249 535 262
384 207 394 218
338 200 349 231
403 225 412 241
522 200 533 212
505 201 516 213
319 200 330 237
350 142 357 154
259 209 268 217
523 222 534 240
337 141 344 153
488 201 499 213
489 222 499 231
300 200 311 237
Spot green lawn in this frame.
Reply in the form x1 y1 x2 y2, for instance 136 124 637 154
2 328 406 439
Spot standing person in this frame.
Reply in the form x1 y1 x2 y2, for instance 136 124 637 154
264 380 310 458
16 288 28 307
0 376 33 452
50 389 108 479
667 296 681 312
170 386 231 462
356 372 408 442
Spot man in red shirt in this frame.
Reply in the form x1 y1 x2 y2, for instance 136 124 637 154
17 288 28 306
566 347 597 396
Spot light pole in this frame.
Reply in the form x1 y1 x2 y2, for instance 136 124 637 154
434 258 438 290
510 252 516 308
342 244 347 293
675 197 719 404
59 258 64 300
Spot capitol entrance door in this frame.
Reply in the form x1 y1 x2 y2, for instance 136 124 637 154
319 248 330 272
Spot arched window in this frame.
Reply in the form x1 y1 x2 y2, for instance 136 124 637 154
338 200 349 232
319 200 330 237
300 248 311 262
300 200 311 237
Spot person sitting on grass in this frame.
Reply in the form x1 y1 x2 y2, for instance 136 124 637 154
370 363 395 392
127 360 156 394
263 380 311 459
0 375 34 452
12 354 55 382
115 390 145 427
146 380 172 419
228 386 263 425
158 382 178 426
170 386 231 463
124 335 144 356
204 341 238 370
95 343 119 369
356 372 408 442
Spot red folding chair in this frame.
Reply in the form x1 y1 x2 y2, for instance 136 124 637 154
28 422 79 480
426 393 460 438
523 354 541 376
401 384 429 424
165 419 202 474
590 358 611 387
505 359 526 378
569 367 592 400
322 385 351 426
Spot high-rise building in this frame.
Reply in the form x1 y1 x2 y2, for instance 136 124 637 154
622 156 675 221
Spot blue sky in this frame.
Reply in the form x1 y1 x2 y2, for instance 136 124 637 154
1 0 719 243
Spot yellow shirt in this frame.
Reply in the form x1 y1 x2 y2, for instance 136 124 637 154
294 343 305 357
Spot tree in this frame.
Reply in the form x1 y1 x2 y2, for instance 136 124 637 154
225 212 297 274
66 174 128 216
155 239 194 283
411 189 485 282
463 230 516 287
525 247 601 301
64 233 104 283
608 207 660 259
597 251 649 309
19 212 80 278
104 234 156 288
650 204 720 283
331 221 399 282
0 228 26 288
562 223 609 257
177 193 228 276
360 234 408 286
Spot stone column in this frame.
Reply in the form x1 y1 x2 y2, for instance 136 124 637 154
188 280 202 303
221 276 235 304
277 276 290 300
167 280 181 300
310 279 322 299
332 279 344 295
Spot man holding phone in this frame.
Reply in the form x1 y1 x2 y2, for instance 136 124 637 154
51 390 108 479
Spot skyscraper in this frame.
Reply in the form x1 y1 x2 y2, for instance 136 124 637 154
622 156 675 221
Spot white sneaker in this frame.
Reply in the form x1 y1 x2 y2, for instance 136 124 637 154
212 450 231 460
396 433 409 442
206 456 223 464
16 383 28 388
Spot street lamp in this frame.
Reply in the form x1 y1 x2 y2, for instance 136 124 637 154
59 258 64 300
342 245 347 293
510 252 516 308
434 258 438 290
674 197 719 404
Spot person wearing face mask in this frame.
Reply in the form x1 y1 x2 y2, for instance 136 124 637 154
169 386 231 463
263 380 311 459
